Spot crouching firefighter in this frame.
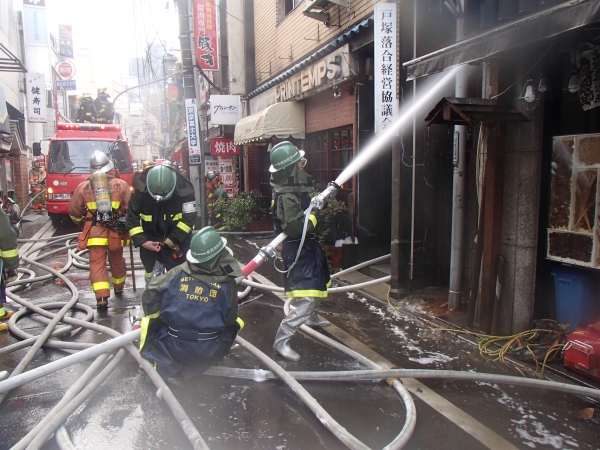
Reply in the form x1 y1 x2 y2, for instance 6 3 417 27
270 141 331 361
139 226 244 379
68 151 131 311
126 164 196 285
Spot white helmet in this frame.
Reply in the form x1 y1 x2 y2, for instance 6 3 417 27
90 150 114 173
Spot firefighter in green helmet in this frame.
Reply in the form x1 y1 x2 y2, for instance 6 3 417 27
138 226 244 379
270 141 331 361
126 163 197 285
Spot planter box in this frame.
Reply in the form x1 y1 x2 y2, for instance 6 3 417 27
249 219 273 232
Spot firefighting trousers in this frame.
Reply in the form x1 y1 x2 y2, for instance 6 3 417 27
88 245 127 299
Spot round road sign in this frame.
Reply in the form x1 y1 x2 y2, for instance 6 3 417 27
55 60 76 80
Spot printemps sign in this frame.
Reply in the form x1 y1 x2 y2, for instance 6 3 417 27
275 45 353 102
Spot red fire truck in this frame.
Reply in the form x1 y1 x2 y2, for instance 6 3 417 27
46 123 134 228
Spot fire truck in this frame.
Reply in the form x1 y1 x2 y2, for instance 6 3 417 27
46 123 134 228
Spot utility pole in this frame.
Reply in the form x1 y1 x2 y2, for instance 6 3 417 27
178 0 206 227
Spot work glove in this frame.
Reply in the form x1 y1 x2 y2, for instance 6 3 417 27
162 238 175 249
170 244 184 259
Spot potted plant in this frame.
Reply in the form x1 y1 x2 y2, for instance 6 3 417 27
219 192 256 231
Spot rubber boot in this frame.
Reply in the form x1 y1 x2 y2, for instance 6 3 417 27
304 298 330 327
97 297 108 312
273 324 300 361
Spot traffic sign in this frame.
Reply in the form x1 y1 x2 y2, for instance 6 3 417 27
56 80 76 90
55 60 75 80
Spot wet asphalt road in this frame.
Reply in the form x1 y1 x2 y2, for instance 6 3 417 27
0 213 599 450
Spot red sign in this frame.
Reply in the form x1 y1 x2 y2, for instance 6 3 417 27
211 138 239 156
55 60 75 80
193 0 219 71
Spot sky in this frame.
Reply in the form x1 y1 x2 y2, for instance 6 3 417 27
43 0 181 88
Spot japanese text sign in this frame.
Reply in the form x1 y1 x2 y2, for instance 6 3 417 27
185 98 202 165
211 138 239 156
193 0 220 71
210 95 241 125
26 73 47 123
23 4 48 45
374 3 398 135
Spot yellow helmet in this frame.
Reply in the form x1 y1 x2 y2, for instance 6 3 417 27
82 92 92 99
97 87 107 94
142 160 154 170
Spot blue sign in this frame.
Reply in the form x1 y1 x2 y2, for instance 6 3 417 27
56 80 76 90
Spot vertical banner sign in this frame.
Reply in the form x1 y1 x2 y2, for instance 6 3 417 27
218 156 239 197
185 98 201 165
26 73 47 123
23 3 49 45
211 138 239 156
193 0 220 71
58 25 74 58
374 3 398 135
577 45 600 111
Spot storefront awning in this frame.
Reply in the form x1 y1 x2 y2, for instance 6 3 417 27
234 102 305 145
404 0 600 80
425 98 529 126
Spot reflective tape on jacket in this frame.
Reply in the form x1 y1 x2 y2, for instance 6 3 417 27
130 226 144 236
236 316 244 330
139 213 152 222
285 289 329 298
176 221 191 233
120 239 131 246
139 316 150 351
171 213 182 221
0 248 19 258
87 237 109 246
69 215 83 223
86 201 97 210
112 275 126 285
92 281 110 292
111 201 121 209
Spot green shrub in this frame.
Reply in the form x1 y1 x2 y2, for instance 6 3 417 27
221 193 256 231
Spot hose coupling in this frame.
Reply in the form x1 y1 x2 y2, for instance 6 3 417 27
259 245 276 260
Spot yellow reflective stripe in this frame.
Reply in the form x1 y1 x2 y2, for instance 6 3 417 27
112 275 126 284
92 281 110 292
236 316 244 330
0 307 5 316
308 214 317 228
177 221 191 233
69 215 83 222
1 248 19 258
130 226 144 236
88 238 109 246
171 213 182 220
148 312 160 318
144 271 152 278
86 202 97 210
139 316 150 351
326 279 332 288
285 289 328 298
120 239 131 246
111 201 121 209
140 213 152 222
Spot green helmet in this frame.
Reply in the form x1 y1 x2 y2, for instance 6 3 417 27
147 165 177 202
186 226 227 264
214 187 226 199
269 141 305 173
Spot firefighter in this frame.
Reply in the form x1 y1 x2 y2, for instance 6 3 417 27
68 151 131 312
29 158 46 212
76 92 97 124
94 87 114 124
0 207 19 331
126 164 196 286
3 195 21 237
210 187 227 231
205 170 221 218
269 141 331 361
138 226 243 379
141 160 154 171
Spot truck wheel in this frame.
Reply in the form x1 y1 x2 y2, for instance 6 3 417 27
49 213 63 229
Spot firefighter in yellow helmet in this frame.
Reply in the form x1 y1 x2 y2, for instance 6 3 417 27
76 92 97 124
94 87 114 124
68 151 131 312
29 157 46 212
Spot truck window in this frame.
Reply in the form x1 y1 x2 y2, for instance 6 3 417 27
49 141 132 174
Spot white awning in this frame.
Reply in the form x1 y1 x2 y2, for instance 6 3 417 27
234 102 305 145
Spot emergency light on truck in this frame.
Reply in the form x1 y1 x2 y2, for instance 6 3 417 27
57 124 122 132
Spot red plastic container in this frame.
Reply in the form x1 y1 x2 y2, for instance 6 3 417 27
564 325 600 383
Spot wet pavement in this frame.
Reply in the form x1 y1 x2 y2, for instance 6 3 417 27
0 213 599 449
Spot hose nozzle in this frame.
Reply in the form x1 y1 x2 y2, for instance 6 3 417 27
312 181 339 211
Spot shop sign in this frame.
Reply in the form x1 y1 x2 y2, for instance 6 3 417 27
59 24 74 59
374 3 398 134
577 45 600 111
210 95 241 125
192 0 220 71
205 157 219 175
211 138 239 156
55 60 75 80
185 98 202 164
26 73 47 123
56 79 76 90
275 45 351 102
23 4 48 45
218 155 239 197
